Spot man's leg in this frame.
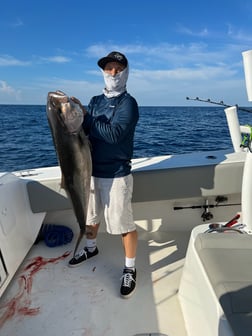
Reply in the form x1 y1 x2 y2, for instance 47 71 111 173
120 230 138 298
86 223 100 239
122 230 138 259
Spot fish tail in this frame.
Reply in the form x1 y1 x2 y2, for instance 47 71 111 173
73 230 85 257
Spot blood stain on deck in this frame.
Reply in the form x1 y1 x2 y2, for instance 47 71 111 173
0 251 70 327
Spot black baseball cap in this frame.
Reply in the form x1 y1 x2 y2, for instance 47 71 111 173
98 51 128 69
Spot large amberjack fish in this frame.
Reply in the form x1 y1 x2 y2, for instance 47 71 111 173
46 90 92 256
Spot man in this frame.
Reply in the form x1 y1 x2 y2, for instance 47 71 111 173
68 51 139 298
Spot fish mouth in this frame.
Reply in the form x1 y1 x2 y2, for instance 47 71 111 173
48 90 66 98
47 90 83 133
47 91 70 129
48 90 69 106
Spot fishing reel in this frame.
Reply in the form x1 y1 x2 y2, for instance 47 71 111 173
201 200 213 222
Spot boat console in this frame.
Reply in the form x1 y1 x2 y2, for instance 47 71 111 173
179 123 252 336
179 51 252 336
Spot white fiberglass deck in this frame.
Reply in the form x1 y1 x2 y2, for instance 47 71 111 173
0 231 190 336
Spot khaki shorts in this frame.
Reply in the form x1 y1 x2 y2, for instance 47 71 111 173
86 174 136 234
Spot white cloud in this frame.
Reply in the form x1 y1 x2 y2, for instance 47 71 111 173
176 25 209 37
0 80 21 101
0 55 29 66
0 54 71 67
131 65 236 82
38 56 71 63
85 42 241 69
0 41 249 105
227 24 252 43
0 81 14 93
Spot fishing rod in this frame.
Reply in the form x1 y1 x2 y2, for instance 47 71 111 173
174 201 241 221
174 195 240 210
186 96 252 113
173 202 241 211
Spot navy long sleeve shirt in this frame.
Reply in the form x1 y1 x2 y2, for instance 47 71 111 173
83 92 139 178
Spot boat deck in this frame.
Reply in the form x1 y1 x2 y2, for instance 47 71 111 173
0 230 190 336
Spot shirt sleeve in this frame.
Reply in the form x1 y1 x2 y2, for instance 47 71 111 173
83 95 139 144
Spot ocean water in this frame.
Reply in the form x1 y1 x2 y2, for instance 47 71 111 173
1 105 252 172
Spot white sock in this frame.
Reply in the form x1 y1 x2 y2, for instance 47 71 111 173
86 238 97 253
125 257 135 270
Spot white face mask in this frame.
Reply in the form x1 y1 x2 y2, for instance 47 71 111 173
102 66 129 98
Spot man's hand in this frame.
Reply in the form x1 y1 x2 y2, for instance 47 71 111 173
71 96 87 115
61 96 86 134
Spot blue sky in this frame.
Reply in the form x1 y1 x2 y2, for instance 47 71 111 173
1 0 252 106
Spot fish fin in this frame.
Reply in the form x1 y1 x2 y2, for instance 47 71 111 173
73 230 85 257
61 174 65 189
